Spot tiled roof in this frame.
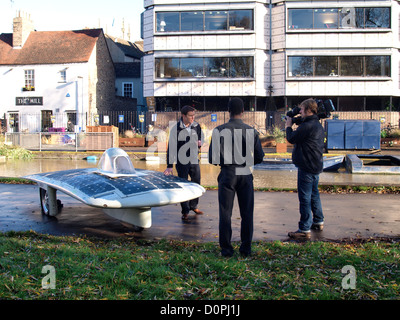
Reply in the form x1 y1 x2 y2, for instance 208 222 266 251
0 29 103 65
105 34 144 60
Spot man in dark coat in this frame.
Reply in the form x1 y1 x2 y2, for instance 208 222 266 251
208 97 264 257
285 98 325 239
164 106 204 220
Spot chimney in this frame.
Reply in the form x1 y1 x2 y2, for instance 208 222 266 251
13 11 34 48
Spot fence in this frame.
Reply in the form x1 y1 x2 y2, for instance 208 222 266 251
3 111 148 135
4 110 399 134
150 111 267 134
3 110 400 152
5 132 117 151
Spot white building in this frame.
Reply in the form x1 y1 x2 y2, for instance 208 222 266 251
0 13 116 133
142 0 400 112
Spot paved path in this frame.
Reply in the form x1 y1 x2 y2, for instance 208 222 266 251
1 184 399 242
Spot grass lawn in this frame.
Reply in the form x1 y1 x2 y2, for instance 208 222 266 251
0 231 399 300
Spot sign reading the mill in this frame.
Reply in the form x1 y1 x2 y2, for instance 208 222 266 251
16 97 43 105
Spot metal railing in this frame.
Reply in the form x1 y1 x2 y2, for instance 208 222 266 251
5 132 116 152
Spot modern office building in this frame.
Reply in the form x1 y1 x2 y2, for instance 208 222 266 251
142 0 400 112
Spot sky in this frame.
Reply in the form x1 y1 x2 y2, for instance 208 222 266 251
0 0 145 41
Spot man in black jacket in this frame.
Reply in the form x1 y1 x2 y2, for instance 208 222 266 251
285 98 325 239
208 97 264 257
164 106 204 220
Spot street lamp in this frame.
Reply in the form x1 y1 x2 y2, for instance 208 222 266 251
77 76 83 132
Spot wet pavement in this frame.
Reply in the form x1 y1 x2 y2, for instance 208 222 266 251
1 183 399 242
1 147 400 242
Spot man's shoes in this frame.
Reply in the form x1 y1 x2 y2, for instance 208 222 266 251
220 250 234 257
311 222 324 231
181 213 189 221
192 208 204 215
288 230 311 239
239 251 251 258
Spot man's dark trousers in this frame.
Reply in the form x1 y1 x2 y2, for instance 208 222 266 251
218 166 254 256
176 163 201 214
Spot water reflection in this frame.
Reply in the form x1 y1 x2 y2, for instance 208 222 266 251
1 158 400 188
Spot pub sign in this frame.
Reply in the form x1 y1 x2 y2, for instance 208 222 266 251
16 97 43 105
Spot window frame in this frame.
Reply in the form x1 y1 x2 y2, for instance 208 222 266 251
59 70 67 83
155 56 254 80
287 55 391 78
180 11 204 32
122 82 134 98
287 6 391 31
24 69 35 91
155 9 254 34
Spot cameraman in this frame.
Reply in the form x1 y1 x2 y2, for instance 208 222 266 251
285 98 325 239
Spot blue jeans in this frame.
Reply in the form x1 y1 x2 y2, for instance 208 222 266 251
297 169 324 231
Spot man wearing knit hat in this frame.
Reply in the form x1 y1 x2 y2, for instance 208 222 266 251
208 97 264 257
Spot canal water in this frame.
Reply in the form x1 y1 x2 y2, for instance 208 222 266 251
1 157 400 188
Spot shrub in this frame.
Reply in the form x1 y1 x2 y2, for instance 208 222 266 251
0 143 33 160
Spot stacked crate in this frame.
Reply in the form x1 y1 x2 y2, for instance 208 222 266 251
85 126 119 150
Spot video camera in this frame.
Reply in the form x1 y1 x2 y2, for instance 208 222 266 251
286 99 335 125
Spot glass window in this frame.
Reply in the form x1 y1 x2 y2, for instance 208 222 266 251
59 70 66 82
66 112 76 131
290 7 390 30
123 82 133 97
156 58 180 78
364 8 390 28
229 57 253 78
180 58 204 78
340 56 363 76
365 56 390 76
314 9 338 29
41 110 53 131
156 57 254 79
288 55 390 78
229 10 253 30
205 11 228 31
288 57 313 77
288 9 313 29
315 56 338 76
156 9 254 33
181 11 204 31
205 57 229 77
355 8 366 28
354 7 390 28
8 113 19 132
156 12 179 32
24 69 35 91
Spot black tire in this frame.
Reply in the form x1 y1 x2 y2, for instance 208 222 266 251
39 188 63 216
